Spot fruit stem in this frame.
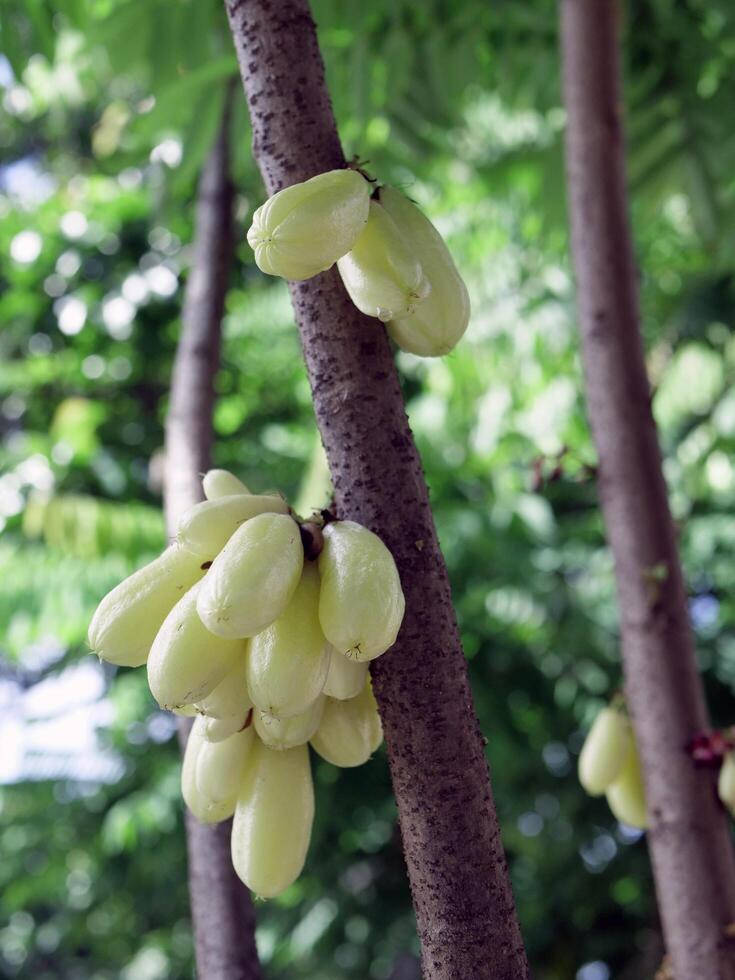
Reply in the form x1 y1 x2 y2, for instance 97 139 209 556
299 521 324 560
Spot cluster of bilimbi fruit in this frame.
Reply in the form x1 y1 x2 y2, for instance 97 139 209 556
88 469 405 898
578 701 648 829
246 168 470 357
579 701 735 828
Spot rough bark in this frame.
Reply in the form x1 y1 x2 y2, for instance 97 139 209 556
560 2 735 976
223 3 529 978
164 88 262 980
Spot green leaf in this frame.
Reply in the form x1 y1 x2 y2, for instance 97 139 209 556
23 0 55 62
172 82 226 195
132 54 237 141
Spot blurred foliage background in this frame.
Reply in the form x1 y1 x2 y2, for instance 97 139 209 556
1 0 735 978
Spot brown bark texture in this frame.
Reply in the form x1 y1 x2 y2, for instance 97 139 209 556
560 2 735 976
223 2 530 978
164 90 263 980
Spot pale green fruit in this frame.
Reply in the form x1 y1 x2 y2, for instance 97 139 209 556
247 562 331 718
310 679 383 767
317 520 405 661
254 697 325 751
578 707 630 797
180 718 236 823
181 716 253 823
606 740 648 830
336 200 430 322
147 581 245 709
378 185 470 357
718 752 735 817
195 656 251 720
195 725 255 805
176 493 288 558
231 741 314 898
202 469 251 500
88 545 205 667
202 714 249 743
247 169 370 281
323 652 368 700
181 721 206 814
197 513 304 639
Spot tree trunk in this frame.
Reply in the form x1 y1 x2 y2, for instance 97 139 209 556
164 85 263 980
560 2 735 976
223 3 529 978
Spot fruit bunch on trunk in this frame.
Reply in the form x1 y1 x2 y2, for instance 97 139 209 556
88 469 405 897
578 699 648 830
246 168 471 357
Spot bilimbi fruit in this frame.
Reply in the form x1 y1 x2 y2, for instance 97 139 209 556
378 185 470 356
196 512 304 639
202 469 250 499
87 469 405 898
232 740 315 899
247 169 370 281
88 545 205 667
606 741 648 830
718 751 735 817
254 697 325 752
336 200 430 321
578 699 648 830
311 678 383 768
577 705 630 797
246 171 471 358
247 562 331 718
146 581 245 710
323 653 368 700
177 493 288 559
318 520 405 661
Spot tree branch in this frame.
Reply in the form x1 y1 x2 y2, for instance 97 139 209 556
164 82 263 980
223 3 529 977
560 3 735 976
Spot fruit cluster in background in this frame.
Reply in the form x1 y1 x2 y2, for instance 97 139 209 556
578 700 735 830
88 469 405 897
247 168 470 357
577 700 647 830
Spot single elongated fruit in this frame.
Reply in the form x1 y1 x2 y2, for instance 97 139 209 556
323 652 369 700
88 545 205 667
177 493 288 558
606 740 648 830
197 512 304 638
247 169 370 281
310 679 383 767
578 707 630 797
719 752 735 817
195 725 255 805
247 563 331 718
195 656 251 720
254 697 325 751
181 717 252 823
317 520 405 661
231 741 314 898
181 721 207 817
378 186 471 357
147 582 245 709
202 713 249 743
202 469 250 500
337 200 430 322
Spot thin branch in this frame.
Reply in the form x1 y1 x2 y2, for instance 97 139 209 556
560 2 735 976
223 3 529 977
164 82 263 980
164 85 234 532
